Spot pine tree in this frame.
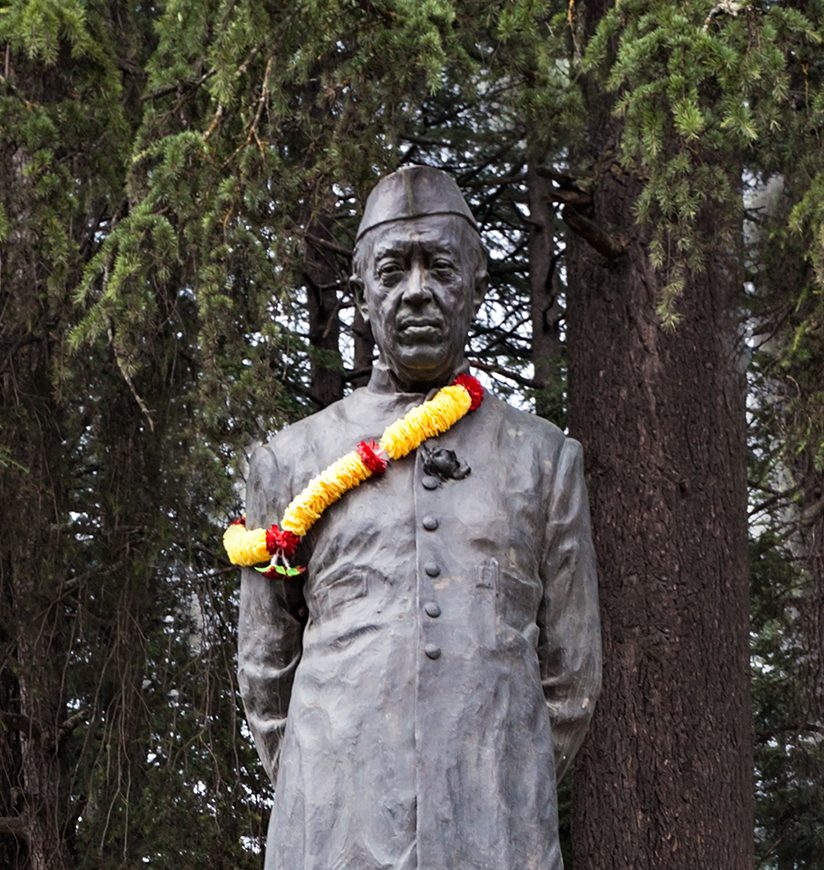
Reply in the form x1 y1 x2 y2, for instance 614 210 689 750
558 1 822 865
1 1 486 865
2 1 823 866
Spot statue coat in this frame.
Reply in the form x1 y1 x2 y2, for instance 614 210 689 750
238 365 601 870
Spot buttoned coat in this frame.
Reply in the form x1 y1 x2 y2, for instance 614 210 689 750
238 366 601 870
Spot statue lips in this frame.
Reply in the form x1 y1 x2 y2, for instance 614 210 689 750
397 314 444 342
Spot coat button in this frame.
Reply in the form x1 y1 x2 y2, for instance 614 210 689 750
424 562 440 577
422 516 439 531
424 601 441 618
424 644 441 660
421 475 439 490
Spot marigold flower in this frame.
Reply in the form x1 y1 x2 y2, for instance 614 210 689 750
223 523 269 566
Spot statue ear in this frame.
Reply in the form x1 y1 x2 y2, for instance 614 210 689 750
350 275 369 324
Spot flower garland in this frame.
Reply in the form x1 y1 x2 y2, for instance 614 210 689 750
223 373 484 578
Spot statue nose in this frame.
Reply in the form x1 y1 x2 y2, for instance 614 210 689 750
402 263 431 303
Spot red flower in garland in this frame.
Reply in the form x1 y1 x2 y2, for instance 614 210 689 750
266 524 301 558
230 515 247 526
453 373 484 411
357 439 388 475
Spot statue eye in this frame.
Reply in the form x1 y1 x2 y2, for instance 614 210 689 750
432 260 456 277
378 262 403 284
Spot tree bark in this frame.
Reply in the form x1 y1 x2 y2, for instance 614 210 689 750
795 453 824 760
0 615 26 868
304 216 344 407
0 115 74 870
527 161 563 424
351 306 374 388
1 338 73 870
567 163 753 869
565 6 753 865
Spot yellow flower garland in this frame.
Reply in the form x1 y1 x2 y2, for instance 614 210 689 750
223 374 483 576
223 523 269 565
281 450 372 537
379 384 471 460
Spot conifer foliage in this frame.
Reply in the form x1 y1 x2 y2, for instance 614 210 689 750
0 2 472 866
0 1 822 867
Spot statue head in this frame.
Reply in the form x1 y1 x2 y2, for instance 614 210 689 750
351 166 487 391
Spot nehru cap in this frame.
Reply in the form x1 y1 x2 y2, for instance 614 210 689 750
356 165 478 242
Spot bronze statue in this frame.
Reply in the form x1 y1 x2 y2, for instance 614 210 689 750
238 166 601 869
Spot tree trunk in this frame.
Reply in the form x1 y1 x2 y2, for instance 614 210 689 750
797 457 824 744
0 120 74 868
565 9 753 862
0 660 25 868
304 216 344 407
527 161 563 424
351 306 374 388
1 341 73 870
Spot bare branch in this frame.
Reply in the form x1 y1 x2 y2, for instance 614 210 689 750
142 66 216 103
0 710 42 740
562 205 627 260
0 816 27 838
57 709 89 745
549 188 593 208
108 326 155 432
801 494 824 527
468 359 544 390
535 166 584 186
305 233 352 258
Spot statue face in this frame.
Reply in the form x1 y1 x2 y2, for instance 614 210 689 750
354 215 485 390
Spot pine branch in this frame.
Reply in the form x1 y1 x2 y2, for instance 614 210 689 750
356 0 395 23
142 67 216 102
108 326 155 432
748 488 798 518
461 173 526 189
399 132 462 149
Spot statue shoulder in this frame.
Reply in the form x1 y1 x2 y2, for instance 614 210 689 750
485 398 587 512
488 393 568 452
252 393 357 471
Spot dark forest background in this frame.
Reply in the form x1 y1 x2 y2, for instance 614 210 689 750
1 1 822 867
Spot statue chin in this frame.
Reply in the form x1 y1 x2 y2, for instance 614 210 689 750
383 345 461 390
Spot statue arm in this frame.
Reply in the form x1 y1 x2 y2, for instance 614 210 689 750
237 442 305 784
538 436 602 782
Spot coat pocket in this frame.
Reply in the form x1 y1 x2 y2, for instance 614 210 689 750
498 568 542 640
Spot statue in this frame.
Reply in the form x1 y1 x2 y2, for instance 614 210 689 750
235 166 602 869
